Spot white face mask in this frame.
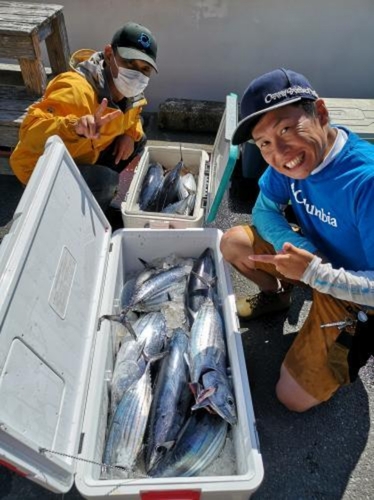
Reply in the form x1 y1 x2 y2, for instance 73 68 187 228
111 57 149 97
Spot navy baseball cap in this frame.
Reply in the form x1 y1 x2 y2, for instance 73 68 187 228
111 22 158 72
231 68 319 145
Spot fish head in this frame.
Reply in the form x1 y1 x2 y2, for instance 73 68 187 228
147 440 174 473
198 370 238 426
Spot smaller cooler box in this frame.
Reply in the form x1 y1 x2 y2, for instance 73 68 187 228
121 94 239 228
324 97 374 143
0 136 264 499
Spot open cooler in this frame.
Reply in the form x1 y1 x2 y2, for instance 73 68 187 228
121 93 239 228
0 136 263 499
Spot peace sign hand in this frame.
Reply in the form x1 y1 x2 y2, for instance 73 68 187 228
75 98 122 139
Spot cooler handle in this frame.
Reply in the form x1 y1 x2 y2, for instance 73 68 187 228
141 491 201 500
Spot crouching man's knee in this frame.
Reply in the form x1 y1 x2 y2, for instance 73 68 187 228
275 365 322 413
220 225 254 263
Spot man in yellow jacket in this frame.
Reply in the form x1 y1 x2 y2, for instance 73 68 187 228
10 21 158 217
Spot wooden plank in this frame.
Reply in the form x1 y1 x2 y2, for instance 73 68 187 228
0 62 51 86
0 85 38 148
46 11 70 73
18 31 46 95
0 2 63 35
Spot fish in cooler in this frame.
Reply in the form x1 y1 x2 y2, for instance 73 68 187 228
110 312 168 415
148 410 228 478
138 162 164 211
145 328 192 473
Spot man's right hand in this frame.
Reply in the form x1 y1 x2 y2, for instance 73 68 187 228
75 98 122 139
248 242 316 281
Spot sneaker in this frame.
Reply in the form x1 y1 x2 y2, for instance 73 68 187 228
236 289 291 321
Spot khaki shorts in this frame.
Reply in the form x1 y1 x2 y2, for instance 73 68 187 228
243 225 373 402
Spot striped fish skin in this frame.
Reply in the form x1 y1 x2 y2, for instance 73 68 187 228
155 161 183 211
103 362 154 470
110 312 168 415
188 298 227 384
148 411 228 478
145 328 191 473
187 248 216 325
139 162 164 211
121 265 191 319
132 279 187 313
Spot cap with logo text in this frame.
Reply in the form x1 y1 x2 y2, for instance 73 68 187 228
111 22 158 72
231 68 318 145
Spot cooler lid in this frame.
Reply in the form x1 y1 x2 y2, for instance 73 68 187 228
0 136 111 493
205 93 239 223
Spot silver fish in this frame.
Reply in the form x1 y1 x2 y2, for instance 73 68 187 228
155 161 183 211
122 264 191 318
110 312 168 415
133 279 187 313
187 248 216 325
161 193 195 215
148 411 228 477
139 162 164 211
103 360 155 470
187 297 237 425
187 298 227 388
101 264 190 338
145 328 191 473
178 172 197 200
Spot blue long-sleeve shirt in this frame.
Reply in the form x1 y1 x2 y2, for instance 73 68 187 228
256 128 374 271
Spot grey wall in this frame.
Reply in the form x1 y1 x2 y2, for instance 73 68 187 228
22 0 374 110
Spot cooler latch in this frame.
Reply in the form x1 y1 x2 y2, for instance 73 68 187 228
201 160 210 209
148 220 172 229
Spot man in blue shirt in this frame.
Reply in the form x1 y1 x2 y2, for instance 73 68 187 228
220 68 374 412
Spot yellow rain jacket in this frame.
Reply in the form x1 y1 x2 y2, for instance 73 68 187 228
10 49 146 185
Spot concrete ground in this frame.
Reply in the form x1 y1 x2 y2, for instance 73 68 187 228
0 121 373 499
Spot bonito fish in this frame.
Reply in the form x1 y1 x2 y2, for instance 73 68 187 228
186 247 216 325
110 312 168 415
103 360 156 471
101 264 190 338
187 298 237 425
155 160 183 211
148 410 228 477
145 328 191 473
139 162 164 211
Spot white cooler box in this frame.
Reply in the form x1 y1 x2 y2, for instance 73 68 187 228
324 97 374 143
121 94 239 228
0 136 263 499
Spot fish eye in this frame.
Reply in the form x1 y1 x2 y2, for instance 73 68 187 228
227 397 234 406
156 445 167 454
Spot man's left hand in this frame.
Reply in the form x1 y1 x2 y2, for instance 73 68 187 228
113 134 135 165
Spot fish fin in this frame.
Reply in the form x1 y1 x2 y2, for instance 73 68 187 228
196 386 216 403
161 440 175 451
191 398 211 411
190 271 216 291
189 382 199 397
138 257 158 270
184 353 191 371
149 351 169 365
123 317 137 340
